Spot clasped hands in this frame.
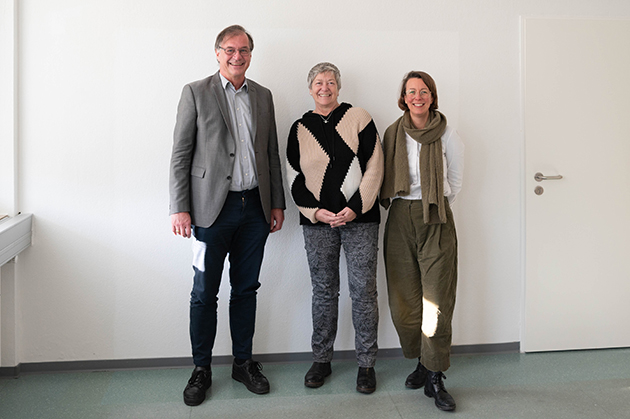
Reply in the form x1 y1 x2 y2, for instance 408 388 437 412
315 207 356 228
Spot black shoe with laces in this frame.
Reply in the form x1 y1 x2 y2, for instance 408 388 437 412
405 361 428 389
232 359 270 394
424 370 456 411
183 366 212 406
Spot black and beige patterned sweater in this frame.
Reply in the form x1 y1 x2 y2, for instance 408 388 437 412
286 102 384 226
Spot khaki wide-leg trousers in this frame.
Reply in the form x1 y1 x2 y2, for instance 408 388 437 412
384 197 458 372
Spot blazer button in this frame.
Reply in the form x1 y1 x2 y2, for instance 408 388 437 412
227 176 232 180
230 153 235 157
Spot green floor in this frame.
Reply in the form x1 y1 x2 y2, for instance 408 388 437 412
1 348 629 418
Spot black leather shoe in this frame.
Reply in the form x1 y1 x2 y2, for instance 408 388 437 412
424 370 456 411
356 367 376 394
304 362 332 388
232 359 270 394
405 361 428 389
183 366 212 406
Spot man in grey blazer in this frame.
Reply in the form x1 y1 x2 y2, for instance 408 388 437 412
169 25 285 407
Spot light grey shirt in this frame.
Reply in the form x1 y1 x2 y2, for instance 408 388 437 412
220 73 257 191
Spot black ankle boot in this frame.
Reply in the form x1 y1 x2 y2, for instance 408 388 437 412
424 370 456 411
304 362 332 388
405 361 428 389
356 367 376 394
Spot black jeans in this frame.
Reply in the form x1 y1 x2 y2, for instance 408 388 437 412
189 188 270 366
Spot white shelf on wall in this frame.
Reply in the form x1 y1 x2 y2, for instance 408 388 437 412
0 213 33 266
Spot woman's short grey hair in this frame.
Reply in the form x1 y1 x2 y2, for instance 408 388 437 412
307 62 341 89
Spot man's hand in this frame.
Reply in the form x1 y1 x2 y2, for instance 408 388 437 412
270 208 284 233
171 212 192 238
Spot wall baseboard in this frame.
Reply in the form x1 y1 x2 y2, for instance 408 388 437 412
0 342 520 378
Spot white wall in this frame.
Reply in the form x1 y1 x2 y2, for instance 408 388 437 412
1 0 18 367
0 0 16 216
4 0 630 365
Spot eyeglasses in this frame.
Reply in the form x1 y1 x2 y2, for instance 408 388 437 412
405 89 431 98
218 46 251 57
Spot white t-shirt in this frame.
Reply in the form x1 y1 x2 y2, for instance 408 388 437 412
397 125 464 204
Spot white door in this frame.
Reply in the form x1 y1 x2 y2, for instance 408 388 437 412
524 18 630 352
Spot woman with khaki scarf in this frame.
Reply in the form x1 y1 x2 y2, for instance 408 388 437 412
380 71 464 412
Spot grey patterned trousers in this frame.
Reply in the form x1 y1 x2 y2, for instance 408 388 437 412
302 222 379 368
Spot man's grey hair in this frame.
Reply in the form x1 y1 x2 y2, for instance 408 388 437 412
214 24 254 51
307 62 341 89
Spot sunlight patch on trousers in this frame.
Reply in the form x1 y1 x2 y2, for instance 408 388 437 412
421 297 440 338
192 237 206 272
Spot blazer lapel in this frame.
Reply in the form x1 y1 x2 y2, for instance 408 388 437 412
210 71 237 143
248 82 258 144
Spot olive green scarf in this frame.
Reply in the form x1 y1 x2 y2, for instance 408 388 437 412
380 110 447 224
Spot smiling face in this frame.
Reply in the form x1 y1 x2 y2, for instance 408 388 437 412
309 71 340 114
404 77 434 127
215 33 251 88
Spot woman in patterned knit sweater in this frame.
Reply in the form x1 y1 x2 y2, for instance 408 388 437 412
286 62 384 394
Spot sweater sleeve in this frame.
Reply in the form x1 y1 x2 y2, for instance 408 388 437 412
346 112 384 216
443 126 464 204
286 120 322 223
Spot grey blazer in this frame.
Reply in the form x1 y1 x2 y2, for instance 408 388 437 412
169 71 285 228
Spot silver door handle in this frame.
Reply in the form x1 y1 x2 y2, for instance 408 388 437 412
534 172 563 182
